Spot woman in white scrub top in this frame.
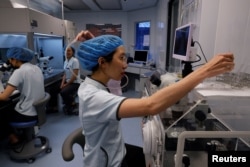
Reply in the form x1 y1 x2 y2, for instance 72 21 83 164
75 30 234 167
0 47 45 147
60 46 81 114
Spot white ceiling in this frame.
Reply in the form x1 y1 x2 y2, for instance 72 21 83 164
2 0 158 17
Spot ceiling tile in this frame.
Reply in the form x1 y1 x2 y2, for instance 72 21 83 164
94 0 121 10
63 0 90 10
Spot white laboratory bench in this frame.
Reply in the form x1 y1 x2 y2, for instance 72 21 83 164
141 77 250 167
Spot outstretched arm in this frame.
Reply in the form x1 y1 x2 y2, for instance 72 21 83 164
118 53 234 118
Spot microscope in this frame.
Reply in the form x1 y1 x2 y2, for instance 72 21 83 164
150 70 188 121
0 60 11 72
37 56 54 74
0 60 12 91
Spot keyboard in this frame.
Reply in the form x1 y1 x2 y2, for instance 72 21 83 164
128 62 144 67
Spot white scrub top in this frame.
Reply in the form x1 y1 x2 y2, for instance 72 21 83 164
8 63 45 116
63 57 81 83
78 76 127 167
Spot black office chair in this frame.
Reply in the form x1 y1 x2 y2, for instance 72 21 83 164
9 92 52 163
62 127 85 161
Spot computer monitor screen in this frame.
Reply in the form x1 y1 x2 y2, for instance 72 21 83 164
172 23 195 61
134 50 148 63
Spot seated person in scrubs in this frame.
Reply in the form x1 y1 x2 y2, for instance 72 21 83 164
0 47 45 148
74 30 234 167
60 46 81 114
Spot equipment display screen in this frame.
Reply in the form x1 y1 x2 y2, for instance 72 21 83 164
172 23 195 61
173 26 190 56
134 50 148 63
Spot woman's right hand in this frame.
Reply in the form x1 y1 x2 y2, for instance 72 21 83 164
200 53 235 78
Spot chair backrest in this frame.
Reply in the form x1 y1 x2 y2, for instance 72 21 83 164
62 127 85 161
33 92 50 126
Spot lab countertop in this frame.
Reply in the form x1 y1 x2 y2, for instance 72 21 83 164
194 81 250 99
1 68 63 91
44 69 64 87
0 69 64 110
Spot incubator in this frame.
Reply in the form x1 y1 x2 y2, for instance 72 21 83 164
141 71 250 167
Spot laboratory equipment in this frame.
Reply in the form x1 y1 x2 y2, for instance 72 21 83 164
128 62 144 67
150 71 188 121
0 60 11 72
142 78 165 167
172 23 197 77
38 56 54 74
0 60 13 91
172 23 196 62
142 71 189 167
133 50 148 64
142 71 250 167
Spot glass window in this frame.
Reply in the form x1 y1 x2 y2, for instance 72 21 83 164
135 21 150 50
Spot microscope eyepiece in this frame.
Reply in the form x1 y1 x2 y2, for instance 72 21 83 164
0 60 11 72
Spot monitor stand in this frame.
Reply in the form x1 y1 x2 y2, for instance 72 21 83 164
182 61 193 78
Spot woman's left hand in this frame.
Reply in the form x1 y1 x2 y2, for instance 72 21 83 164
75 30 95 42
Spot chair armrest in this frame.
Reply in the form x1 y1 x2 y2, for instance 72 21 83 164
62 127 85 161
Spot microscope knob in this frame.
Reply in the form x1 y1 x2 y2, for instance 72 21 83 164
150 71 161 86
182 155 190 167
195 110 207 122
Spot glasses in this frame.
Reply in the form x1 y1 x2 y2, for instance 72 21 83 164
120 55 127 63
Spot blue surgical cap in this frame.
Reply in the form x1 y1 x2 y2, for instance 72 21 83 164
77 35 123 71
6 47 34 62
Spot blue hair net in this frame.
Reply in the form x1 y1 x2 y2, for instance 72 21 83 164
6 47 34 62
77 35 123 71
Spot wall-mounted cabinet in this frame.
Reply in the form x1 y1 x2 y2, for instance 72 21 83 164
29 10 64 36
0 8 64 36
64 20 77 45
0 8 69 71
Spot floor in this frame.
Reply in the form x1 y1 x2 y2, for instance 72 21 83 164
0 90 143 167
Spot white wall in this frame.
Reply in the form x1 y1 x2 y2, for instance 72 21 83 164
198 0 220 64
186 0 250 73
214 0 250 73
